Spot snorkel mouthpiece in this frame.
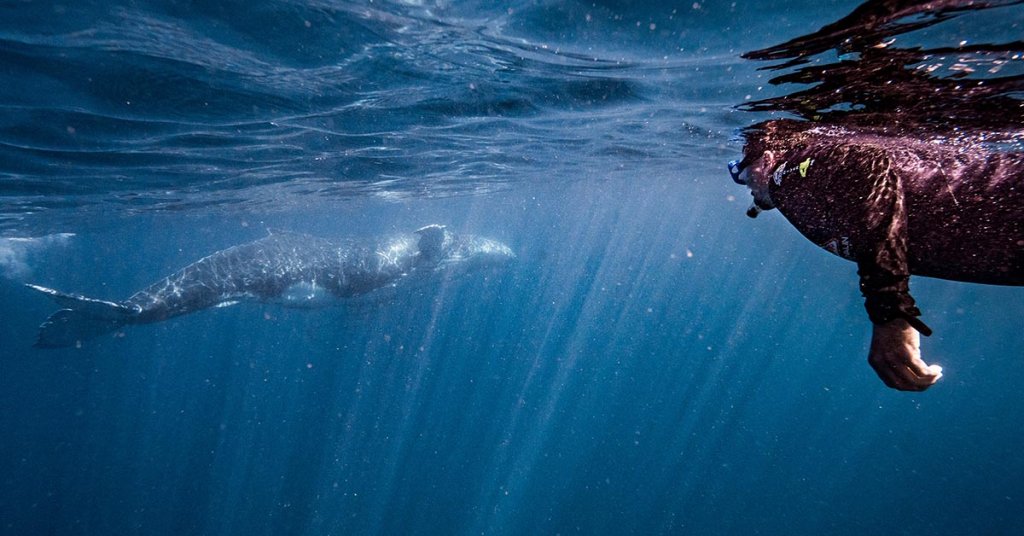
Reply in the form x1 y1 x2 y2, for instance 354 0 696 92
728 159 746 185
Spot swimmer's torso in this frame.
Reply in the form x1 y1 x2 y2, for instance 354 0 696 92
763 127 1024 285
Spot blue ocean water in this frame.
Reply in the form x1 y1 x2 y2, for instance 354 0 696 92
1 1 1023 534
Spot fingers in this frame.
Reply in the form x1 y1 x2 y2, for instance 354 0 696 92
872 363 933 391
868 320 942 391
869 351 942 391
907 352 943 385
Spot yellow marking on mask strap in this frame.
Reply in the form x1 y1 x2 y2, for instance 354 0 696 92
799 158 812 178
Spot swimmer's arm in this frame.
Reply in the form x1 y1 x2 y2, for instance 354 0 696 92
851 154 941 390
858 260 942 390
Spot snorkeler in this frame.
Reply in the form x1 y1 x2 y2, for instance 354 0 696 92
730 119 1023 391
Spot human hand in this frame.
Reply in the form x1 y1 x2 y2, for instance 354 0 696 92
868 319 943 391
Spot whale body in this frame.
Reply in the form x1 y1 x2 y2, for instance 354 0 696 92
28 224 514 348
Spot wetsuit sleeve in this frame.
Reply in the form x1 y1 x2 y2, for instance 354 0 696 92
854 156 933 336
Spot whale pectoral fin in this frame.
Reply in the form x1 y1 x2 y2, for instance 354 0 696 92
214 300 241 308
278 282 333 308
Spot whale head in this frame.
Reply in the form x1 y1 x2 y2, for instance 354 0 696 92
415 225 515 273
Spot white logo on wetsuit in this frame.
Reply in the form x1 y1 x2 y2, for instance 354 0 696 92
772 162 786 185
823 236 854 260
773 158 814 186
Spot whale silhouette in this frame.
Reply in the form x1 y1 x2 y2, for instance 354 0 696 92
28 224 514 348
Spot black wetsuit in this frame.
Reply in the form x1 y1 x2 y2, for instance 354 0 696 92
747 122 1024 334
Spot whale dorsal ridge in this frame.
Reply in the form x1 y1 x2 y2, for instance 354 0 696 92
415 224 448 260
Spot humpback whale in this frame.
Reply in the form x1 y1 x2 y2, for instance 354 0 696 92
28 224 514 348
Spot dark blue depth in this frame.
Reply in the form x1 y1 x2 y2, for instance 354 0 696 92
1 1 1023 535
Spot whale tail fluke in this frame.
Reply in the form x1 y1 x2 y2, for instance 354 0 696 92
26 284 135 348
